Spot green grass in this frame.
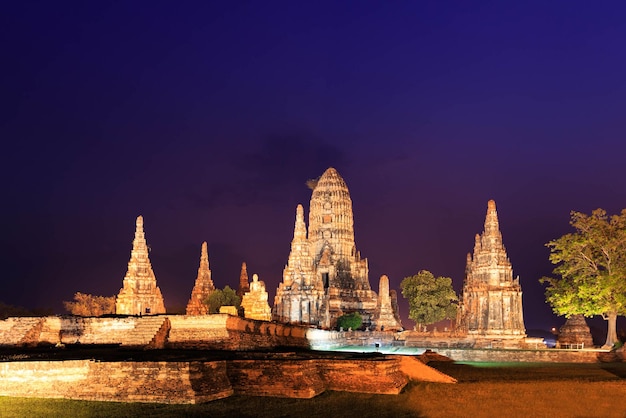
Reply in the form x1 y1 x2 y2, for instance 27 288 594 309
2 362 626 418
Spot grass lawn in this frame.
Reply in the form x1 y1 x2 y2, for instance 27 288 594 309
1 362 625 417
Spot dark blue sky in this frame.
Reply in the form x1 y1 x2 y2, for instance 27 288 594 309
2 1 626 331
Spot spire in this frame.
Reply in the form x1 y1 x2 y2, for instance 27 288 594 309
116 216 166 315
483 199 501 242
237 262 250 298
459 200 525 337
200 241 209 270
473 234 481 254
130 215 148 261
185 241 215 315
294 204 307 241
378 275 390 305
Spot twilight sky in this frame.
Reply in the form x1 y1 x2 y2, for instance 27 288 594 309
2 1 626 332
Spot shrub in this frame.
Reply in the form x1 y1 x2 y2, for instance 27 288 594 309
337 312 362 330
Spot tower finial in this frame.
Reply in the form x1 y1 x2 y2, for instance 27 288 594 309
200 241 209 268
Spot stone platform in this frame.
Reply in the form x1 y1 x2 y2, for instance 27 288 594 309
0 348 454 404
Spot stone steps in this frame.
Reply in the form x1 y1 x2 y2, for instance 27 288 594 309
0 318 45 345
121 316 168 346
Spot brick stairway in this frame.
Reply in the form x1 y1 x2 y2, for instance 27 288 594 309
121 316 168 347
0 317 45 345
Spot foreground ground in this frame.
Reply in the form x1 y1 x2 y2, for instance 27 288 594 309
1 361 626 417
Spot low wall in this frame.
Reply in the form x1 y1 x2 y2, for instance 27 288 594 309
167 315 310 350
0 316 312 351
0 354 426 403
227 359 326 398
431 348 605 363
0 360 233 404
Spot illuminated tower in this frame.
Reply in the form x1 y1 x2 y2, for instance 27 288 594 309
273 168 382 329
115 216 166 315
273 204 327 326
237 262 250 299
185 242 215 315
458 200 525 340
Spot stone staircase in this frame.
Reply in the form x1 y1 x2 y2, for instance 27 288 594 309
0 318 45 346
121 316 169 347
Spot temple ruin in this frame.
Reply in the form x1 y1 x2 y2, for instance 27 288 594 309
557 315 593 348
457 200 526 342
273 167 393 329
115 216 166 315
186 242 215 315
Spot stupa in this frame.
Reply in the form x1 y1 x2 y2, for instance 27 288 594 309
115 216 166 315
457 200 525 341
240 274 272 321
273 167 383 329
185 242 215 315
236 262 250 299
557 315 594 348
374 275 403 331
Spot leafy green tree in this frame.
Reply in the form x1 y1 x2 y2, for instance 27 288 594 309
337 312 363 331
541 208 626 348
63 292 116 316
400 270 458 330
205 286 241 314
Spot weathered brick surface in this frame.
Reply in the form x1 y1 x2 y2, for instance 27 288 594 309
167 315 310 350
0 360 233 404
321 357 408 395
430 348 602 363
227 360 325 398
0 318 45 346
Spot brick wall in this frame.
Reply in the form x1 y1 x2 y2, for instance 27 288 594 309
0 360 233 403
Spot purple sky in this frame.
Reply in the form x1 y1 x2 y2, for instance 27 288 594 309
2 2 626 332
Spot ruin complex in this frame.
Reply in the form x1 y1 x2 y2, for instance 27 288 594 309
186 242 215 315
240 274 272 321
273 167 392 329
457 200 526 341
115 216 166 315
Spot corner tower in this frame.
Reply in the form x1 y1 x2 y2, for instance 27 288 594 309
458 200 525 342
115 216 166 315
185 242 215 315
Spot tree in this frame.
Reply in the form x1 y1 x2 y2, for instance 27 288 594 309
63 292 116 316
541 208 626 348
205 286 241 314
0 302 34 319
337 312 362 331
400 270 458 330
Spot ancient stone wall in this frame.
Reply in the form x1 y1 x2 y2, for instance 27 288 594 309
0 355 425 404
167 315 310 350
430 348 603 363
321 358 407 394
227 359 325 398
0 360 233 403
0 317 45 346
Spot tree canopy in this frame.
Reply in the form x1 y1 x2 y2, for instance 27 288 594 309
63 292 116 316
400 270 458 329
205 286 241 314
541 208 626 348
